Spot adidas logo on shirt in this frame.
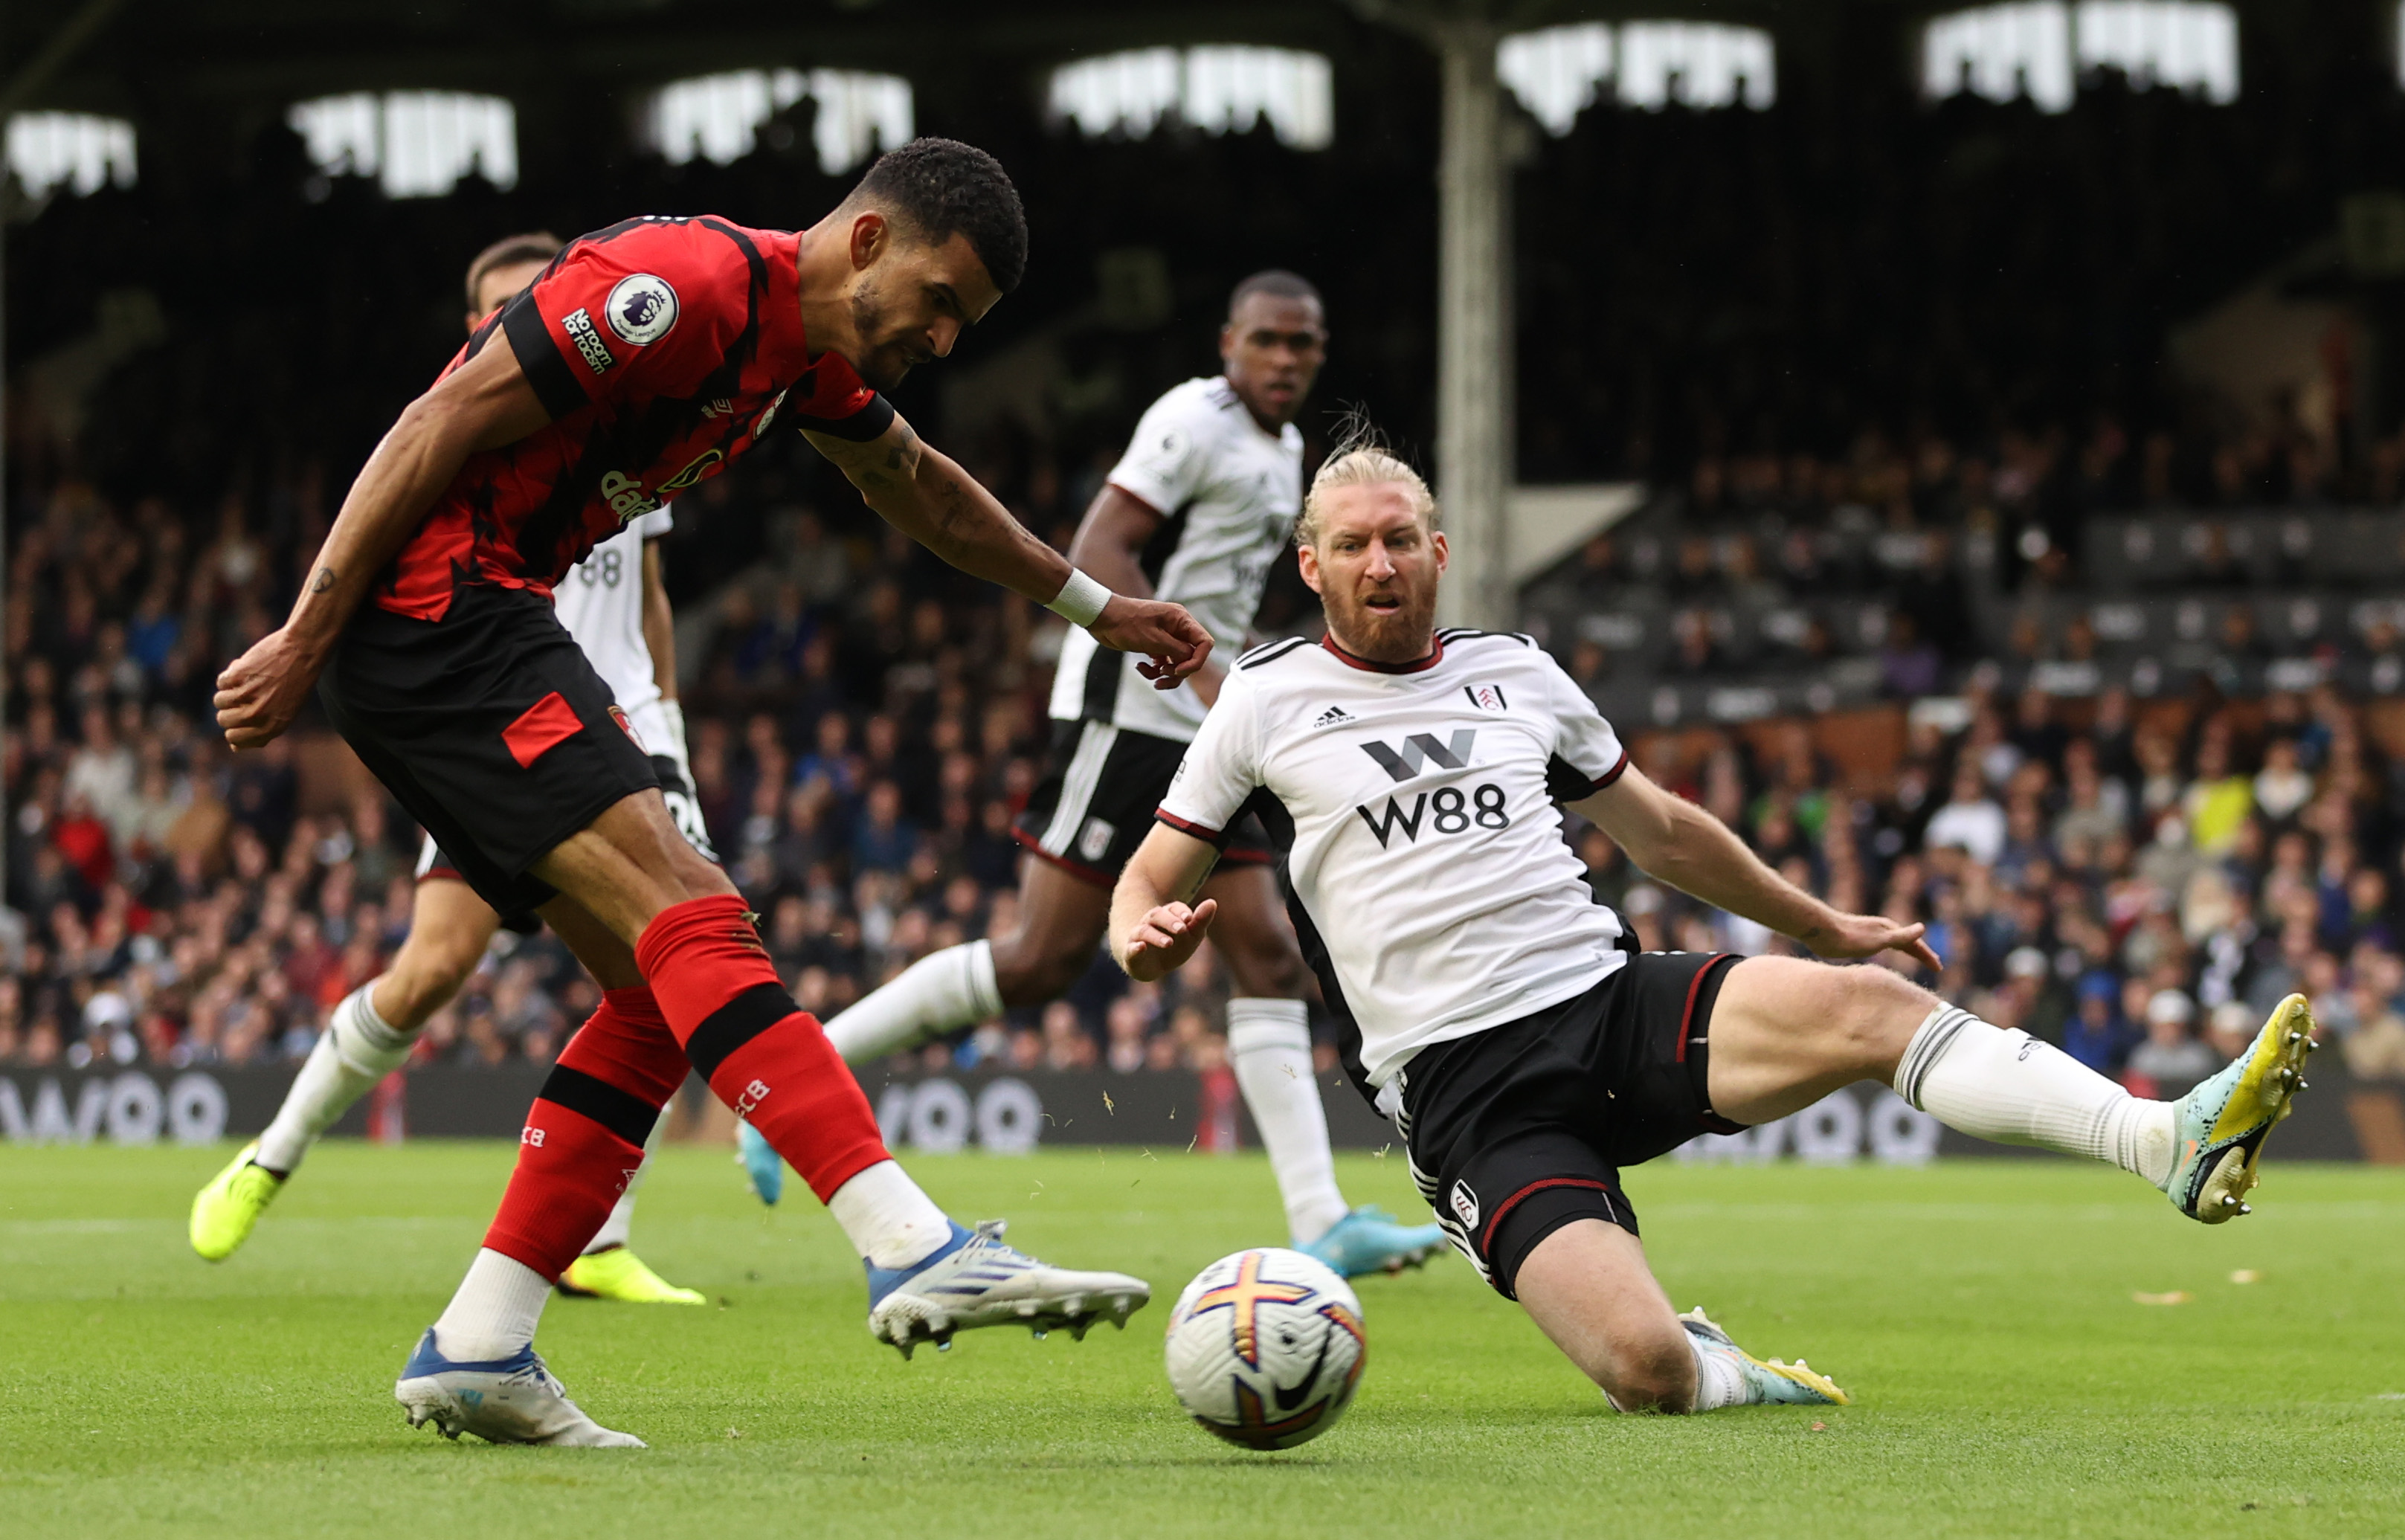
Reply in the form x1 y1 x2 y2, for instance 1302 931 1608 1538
1313 705 1354 728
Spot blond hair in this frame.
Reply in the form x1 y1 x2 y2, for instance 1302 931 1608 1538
1295 416 1439 549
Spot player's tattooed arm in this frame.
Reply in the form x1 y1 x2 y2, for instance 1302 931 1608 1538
215 338 551 750
1574 766 1942 972
814 419 923 494
807 412 1214 685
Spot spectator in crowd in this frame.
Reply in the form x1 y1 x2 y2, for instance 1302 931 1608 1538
2124 990 2221 1099
1925 764 2008 868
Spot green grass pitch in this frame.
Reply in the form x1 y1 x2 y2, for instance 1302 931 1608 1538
2 1141 2400 1538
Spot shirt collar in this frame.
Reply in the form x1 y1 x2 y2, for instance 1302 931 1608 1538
1320 631 1444 674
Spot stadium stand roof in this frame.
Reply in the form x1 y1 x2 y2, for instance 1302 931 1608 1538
1 0 2386 629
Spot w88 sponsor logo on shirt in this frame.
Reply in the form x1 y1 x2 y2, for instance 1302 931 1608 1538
1350 729 1512 848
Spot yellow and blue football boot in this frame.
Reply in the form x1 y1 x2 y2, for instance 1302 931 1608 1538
2163 993 2316 1222
1679 1307 1849 1405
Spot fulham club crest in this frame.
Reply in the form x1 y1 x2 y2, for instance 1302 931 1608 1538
1464 682 1509 712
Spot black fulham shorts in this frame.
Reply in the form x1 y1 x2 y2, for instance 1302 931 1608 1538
1394 951 1750 1299
1013 718 1272 886
321 584 658 920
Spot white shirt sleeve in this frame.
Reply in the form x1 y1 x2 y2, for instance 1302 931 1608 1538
1105 389 1209 517
636 506 675 540
1155 674 1261 843
1538 654 1629 799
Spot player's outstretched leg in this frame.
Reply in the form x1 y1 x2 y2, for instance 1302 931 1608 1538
821 853 1109 1069
1513 1218 1844 1412
1709 961 2316 1222
396 986 686 1446
632 892 1149 1357
191 880 492 1261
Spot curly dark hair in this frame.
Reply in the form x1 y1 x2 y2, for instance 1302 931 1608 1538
849 137 1028 294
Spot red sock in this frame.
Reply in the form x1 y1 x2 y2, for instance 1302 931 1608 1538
481 988 688 1278
637 895 890 1201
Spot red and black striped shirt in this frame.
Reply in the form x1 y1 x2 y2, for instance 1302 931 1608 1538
377 216 891 622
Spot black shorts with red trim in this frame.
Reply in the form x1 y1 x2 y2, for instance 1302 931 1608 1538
1392 950 1749 1300
321 584 658 920
1012 718 1271 887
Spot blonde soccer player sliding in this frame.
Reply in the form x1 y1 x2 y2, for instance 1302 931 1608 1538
1109 431 2314 1412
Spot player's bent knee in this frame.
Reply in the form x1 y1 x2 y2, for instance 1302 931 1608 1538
981 919 1101 1005
1601 1330 1699 1414
380 944 479 1027
1826 961 1938 1060
662 831 735 900
1223 940 1313 1001
989 936 1092 1008
1732 956 1930 1064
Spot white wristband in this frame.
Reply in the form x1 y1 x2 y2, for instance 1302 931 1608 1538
1046 567 1112 628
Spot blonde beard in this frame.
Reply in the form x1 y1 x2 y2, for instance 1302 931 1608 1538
1321 593 1437 663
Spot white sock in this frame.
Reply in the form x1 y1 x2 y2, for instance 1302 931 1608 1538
1896 1005 2175 1185
1687 1336 1748 1411
825 1159 954 1269
822 940 1001 1064
1227 999 1350 1243
582 1112 665 1254
431 1248 552 1361
254 983 417 1174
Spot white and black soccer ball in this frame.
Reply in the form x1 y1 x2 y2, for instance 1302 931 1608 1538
1164 1248 1366 1451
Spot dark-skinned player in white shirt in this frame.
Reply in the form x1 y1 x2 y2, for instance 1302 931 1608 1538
800 272 1440 1278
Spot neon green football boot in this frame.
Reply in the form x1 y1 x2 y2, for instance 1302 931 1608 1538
2163 993 2316 1223
557 1247 706 1305
189 1140 284 1261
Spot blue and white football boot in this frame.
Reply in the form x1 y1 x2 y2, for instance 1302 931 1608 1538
736 1121 784 1206
2163 993 2316 1223
1678 1308 1850 1406
393 1329 645 1447
1298 1205 1448 1278
865 1220 1149 1359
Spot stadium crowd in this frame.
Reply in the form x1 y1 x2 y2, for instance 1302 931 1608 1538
7 443 2405 1097
10 64 2405 1095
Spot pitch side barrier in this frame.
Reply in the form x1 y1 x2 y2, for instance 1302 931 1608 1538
1 1064 2395 1163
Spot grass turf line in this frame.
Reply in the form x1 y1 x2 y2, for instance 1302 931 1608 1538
1 1141 2398 1538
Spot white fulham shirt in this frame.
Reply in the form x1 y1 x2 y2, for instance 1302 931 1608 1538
1156 628 1633 1085
1050 376 1304 742
551 506 674 745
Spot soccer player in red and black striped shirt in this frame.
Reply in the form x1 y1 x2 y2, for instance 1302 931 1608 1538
214 139 1205 1446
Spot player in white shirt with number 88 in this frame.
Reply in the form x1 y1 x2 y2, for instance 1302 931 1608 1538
1111 429 2316 1414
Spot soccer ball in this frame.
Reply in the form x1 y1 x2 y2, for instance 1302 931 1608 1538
1164 1248 1366 1450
